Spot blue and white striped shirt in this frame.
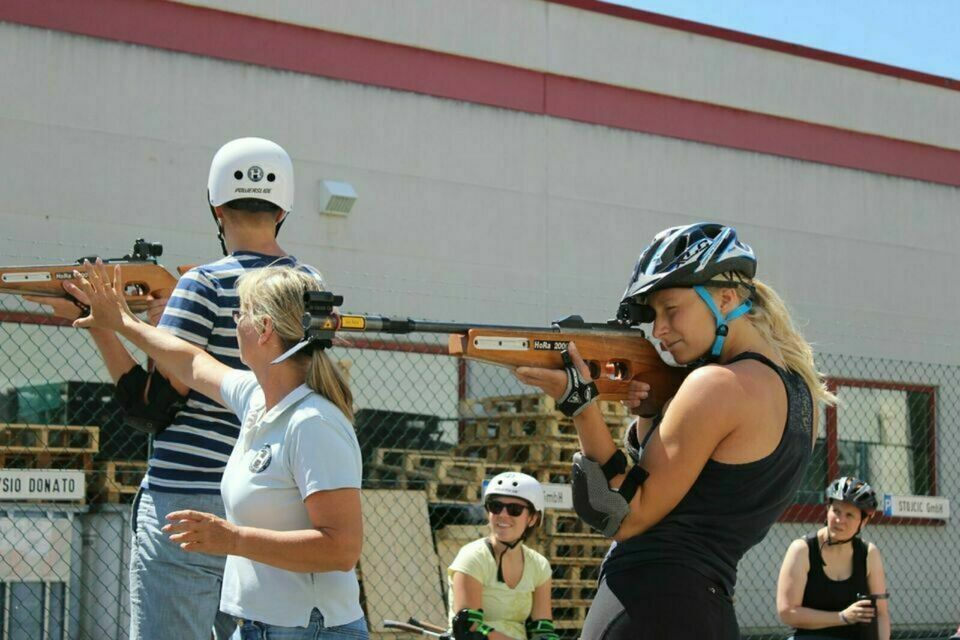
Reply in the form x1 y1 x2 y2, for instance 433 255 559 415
147 251 323 494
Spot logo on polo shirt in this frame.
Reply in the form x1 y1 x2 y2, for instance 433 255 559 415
249 445 273 473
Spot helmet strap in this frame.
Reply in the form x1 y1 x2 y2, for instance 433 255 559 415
487 537 524 583
274 210 290 239
819 517 865 564
209 202 229 257
692 286 753 362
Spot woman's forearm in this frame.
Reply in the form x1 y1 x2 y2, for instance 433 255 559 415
779 606 851 629
116 318 222 397
234 526 361 573
573 404 619 463
879 612 891 640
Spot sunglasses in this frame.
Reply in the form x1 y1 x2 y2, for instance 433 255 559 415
485 500 529 517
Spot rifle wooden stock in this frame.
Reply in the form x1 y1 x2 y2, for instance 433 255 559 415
324 313 688 412
448 328 686 410
0 260 193 313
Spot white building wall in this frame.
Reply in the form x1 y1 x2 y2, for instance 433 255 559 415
177 0 960 148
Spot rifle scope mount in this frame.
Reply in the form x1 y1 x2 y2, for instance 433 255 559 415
301 291 344 349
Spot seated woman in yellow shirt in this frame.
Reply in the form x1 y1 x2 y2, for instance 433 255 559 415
447 472 557 640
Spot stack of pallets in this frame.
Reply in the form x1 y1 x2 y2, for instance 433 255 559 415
94 460 147 503
365 393 632 637
0 423 99 471
455 394 631 634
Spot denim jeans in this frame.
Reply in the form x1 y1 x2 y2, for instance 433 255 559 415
129 488 236 640
234 608 368 640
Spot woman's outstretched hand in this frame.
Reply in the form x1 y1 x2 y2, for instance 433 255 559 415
72 259 138 332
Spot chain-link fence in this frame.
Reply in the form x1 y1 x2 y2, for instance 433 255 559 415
0 300 957 639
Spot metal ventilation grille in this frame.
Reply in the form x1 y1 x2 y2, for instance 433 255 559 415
326 195 355 215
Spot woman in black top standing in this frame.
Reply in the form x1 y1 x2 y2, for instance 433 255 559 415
514 223 833 640
777 477 890 640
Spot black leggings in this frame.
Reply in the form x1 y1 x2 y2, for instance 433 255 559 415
580 566 739 640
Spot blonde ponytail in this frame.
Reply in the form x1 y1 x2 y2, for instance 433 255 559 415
741 278 836 408
305 351 354 423
236 267 355 423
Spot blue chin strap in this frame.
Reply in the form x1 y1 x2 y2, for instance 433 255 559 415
693 285 753 360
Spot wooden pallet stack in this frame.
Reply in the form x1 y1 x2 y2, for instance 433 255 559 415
364 393 631 636
93 460 147 503
367 448 523 503
456 394 631 634
0 423 100 470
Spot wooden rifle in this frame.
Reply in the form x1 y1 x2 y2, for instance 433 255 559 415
0 238 192 314
302 292 687 413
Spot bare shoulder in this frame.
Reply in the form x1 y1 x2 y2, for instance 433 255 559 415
674 364 746 406
783 538 810 571
786 537 810 562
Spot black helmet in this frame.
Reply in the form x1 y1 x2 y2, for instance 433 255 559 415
825 476 878 512
621 223 757 306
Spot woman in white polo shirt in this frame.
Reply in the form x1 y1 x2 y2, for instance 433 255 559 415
75 261 367 640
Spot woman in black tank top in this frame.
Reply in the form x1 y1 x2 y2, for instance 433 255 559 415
514 224 835 640
777 477 890 639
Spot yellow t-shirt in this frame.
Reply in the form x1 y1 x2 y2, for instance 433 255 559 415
447 539 552 640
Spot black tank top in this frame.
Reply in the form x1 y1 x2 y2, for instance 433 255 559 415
794 533 869 639
602 352 813 596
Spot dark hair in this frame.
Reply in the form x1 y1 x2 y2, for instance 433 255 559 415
224 198 281 213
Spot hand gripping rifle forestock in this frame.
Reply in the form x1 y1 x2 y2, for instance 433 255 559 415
302 293 687 413
0 238 194 313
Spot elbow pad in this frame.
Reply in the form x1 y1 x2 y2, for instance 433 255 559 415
451 609 493 640
572 451 648 538
115 365 185 435
526 619 559 640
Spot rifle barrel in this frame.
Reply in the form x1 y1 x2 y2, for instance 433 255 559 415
327 314 645 338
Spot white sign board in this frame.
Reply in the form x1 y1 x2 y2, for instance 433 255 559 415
882 494 950 520
542 483 573 510
0 469 85 501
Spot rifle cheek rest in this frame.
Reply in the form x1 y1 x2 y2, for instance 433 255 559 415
115 365 185 435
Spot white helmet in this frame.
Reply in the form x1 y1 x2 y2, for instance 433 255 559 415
208 137 294 212
484 472 544 513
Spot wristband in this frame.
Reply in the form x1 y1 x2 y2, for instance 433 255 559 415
839 611 850 625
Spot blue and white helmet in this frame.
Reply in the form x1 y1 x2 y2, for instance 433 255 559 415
621 223 757 305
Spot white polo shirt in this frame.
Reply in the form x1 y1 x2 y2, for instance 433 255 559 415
218 371 364 628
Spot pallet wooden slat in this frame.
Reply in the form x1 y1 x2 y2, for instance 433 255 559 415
94 460 146 503
0 424 99 454
460 394 628 419
460 413 628 443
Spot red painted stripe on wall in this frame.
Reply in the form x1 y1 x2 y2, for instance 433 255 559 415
0 0 545 113
547 75 960 185
545 0 960 93
3 0 960 186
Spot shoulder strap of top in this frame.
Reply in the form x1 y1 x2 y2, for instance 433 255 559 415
726 350 784 373
853 537 869 585
804 533 825 575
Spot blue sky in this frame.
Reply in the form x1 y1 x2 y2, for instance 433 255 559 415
607 0 960 80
